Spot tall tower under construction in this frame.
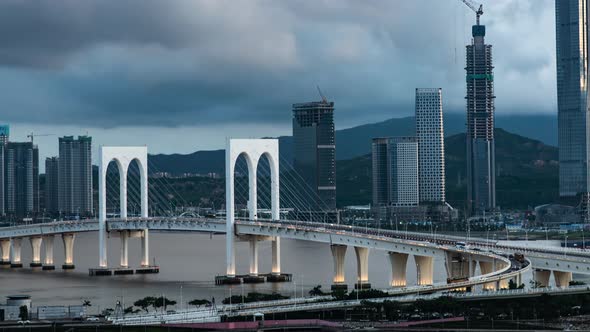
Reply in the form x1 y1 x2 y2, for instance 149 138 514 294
466 20 496 216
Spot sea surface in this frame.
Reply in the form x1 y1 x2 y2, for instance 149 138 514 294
0 232 582 314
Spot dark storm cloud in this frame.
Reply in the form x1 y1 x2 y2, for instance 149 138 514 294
0 0 556 128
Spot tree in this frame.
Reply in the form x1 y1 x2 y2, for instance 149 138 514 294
331 289 347 301
309 285 327 297
134 296 157 313
154 296 177 311
188 299 211 307
530 280 542 289
124 306 140 314
18 306 28 321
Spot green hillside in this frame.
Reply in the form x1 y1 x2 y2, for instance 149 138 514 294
338 129 559 209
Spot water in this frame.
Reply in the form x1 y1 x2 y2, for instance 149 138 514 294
0 231 447 312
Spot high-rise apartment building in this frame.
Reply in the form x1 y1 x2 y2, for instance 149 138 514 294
371 137 419 207
292 101 336 211
466 22 496 216
555 0 590 199
415 88 445 203
45 157 59 214
58 136 93 217
5 142 39 218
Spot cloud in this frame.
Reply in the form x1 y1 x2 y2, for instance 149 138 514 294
0 0 557 129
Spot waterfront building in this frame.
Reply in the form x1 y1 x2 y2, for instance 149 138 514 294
466 20 496 216
555 0 590 222
45 157 59 214
0 125 8 216
415 88 446 203
371 137 419 208
5 141 39 218
58 136 92 217
292 100 336 212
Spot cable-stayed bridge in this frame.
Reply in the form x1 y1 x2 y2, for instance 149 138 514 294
0 139 588 293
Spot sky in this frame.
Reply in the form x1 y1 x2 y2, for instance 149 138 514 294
0 0 556 163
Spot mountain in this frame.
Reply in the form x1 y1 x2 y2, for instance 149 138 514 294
148 113 556 175
338 128 559 209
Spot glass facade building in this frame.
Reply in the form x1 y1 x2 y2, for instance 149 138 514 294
556 0 590 197
466 23 496 216
371 137 419 208
58 136 93 217
5 142 39 218
45 157 59 214
292 101 336 211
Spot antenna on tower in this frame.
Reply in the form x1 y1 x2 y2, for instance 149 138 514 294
317 85 328 104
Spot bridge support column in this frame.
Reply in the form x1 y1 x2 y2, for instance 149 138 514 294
330 244 347 290
479 261 496 290
553 271 572 288
29 236 43 267
533 269 551 287
43 236 55 270
271 237 280 275
120 231 129 268
0 239 10 265
62 233 75 269
141 230 149 267
414 255 434 286
388 252 408 287
249 238 259 276
10 238 22 268
354 246 370 289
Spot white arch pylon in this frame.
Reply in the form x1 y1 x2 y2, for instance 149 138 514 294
225 138 280 277
98 146 149 268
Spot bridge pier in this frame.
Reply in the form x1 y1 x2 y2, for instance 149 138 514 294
415 255 434 286
141 230 149 267
479 260 496 290
43 235 55 270
533 269 551 287
354 246 371 289
120 231 129 268
62 233 75 270
388 252 408 287
330 244 348 290
271 237 280 275
29 236 43 267
553 271 572 288
10 238 22 268
249 238 258 276
0 239 10 265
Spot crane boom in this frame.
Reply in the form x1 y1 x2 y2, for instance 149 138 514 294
458 0 484 25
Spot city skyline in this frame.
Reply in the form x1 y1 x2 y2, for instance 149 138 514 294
0 0 555 163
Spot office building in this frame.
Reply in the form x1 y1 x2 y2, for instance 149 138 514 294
372 137 419 208
5 142 39 218
292 100 336 212
45 157 59 214
58 136 92 217
556 1 590 200
415 88 446 203
466 20 496 216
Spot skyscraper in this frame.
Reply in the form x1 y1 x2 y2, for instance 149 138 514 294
292 100 336 212
58 136 93 217
555 0 590 200
466 21 496 216
0 125 8 216
45 157 59 214
5 142 39 218
371 137 419 207
415 88 446 203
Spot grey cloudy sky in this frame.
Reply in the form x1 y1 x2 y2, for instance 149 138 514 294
0 0 555 160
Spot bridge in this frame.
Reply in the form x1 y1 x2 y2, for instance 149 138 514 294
0 139 588 293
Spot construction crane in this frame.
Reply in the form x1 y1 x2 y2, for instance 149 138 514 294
27 132 55 144
317 85 328 104
458 0 483 25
